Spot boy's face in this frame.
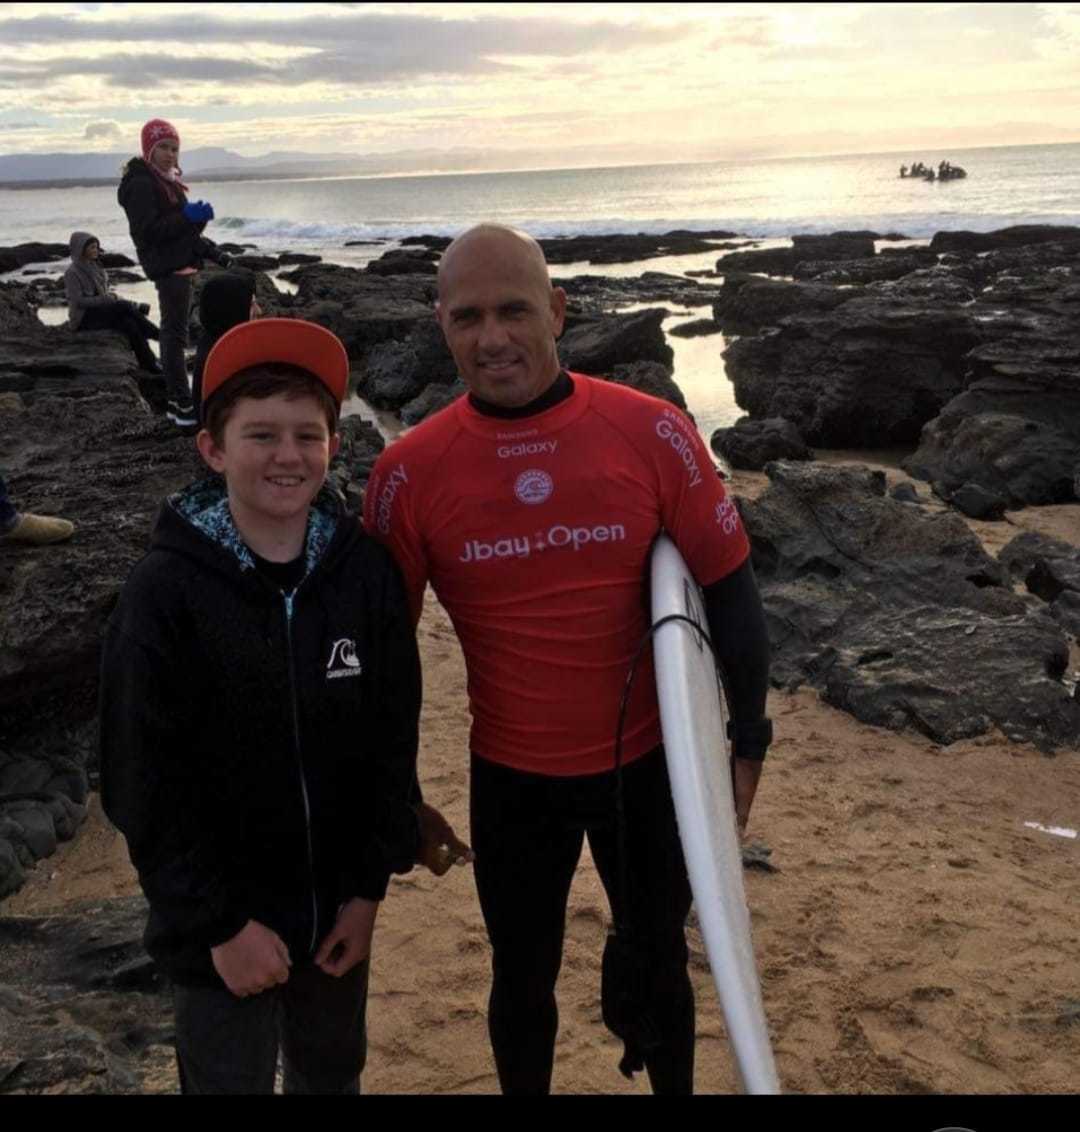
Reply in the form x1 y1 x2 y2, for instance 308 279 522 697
196 393 340 528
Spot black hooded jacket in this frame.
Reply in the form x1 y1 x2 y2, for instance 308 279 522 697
117 157 221 281
100 477 422 985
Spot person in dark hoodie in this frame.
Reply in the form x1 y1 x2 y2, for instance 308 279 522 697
191 270 261 417
118 118 231 430
64 231 161 373
99 318 471 1095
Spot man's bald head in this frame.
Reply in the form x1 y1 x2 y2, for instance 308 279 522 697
438 224 552 300
435 222 567 409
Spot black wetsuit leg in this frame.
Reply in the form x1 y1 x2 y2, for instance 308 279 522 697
470 754 585 1095
585 746 695 1095
470 747 695 1095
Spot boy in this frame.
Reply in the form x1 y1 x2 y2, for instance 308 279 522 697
100 318 443 1094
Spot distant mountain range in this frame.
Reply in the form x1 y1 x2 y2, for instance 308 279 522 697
0 144 657 185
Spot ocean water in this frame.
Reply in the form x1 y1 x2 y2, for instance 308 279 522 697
7 140 1080 441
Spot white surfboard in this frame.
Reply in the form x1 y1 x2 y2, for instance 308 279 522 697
650 533 780 1095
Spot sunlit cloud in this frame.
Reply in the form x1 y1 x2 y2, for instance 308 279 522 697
0 2 1077 163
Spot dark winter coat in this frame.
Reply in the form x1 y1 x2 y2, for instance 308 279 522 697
117 157 222 281
99 477 422 985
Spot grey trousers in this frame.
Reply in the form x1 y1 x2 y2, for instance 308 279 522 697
155 273 193 406
173 959 370 1095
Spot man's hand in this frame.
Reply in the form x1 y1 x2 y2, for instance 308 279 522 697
314 897 378 978
210 920 291 998
417 802 474 876
732 757 765 840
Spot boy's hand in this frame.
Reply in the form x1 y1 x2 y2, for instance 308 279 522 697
211 920 291 997
314 897 378 978
417 802 475 876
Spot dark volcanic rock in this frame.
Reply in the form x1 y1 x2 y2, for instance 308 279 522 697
328 416 385 513
559 308 673 374
711 275 855 334
948 482 1008 520
399 235 451 251
668 318 720 338
890 481 921 503
366 247 440 276
605 361 687 412
0 243 68 274
904 381 1080 508
355 316 455 409
929 225 1080 254
743 461 1079 749
272 264 436 371
232 253 280 272
97 253 135 269
792 250 937 285
716 233 875 277
540 231 738 266
0 895 174 1094
557 271 723 313
710 417 812 470
277 252 322 266
106 269 144 284
400 378 467 426
723 290 981 446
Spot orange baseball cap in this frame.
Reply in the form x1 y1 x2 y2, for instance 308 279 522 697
201 318 350 407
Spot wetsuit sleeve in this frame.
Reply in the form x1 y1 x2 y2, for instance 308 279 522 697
121 174 195 248
345 551 423 901
701 559 773 761
362 450 429 625
99 616 249 949
649 405 750 585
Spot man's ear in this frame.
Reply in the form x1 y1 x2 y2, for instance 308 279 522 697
550 286 567 337
196 428 226 473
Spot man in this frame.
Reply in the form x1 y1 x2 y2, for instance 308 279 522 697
363 225 772 1094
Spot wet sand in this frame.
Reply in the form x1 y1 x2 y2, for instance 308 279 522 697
6 473 1080 1094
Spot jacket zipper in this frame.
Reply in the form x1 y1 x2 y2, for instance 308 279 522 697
283 590 319 956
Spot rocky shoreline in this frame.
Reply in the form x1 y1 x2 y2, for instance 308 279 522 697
1 224 1078 1092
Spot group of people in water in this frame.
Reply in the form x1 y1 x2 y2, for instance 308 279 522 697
899 159 966 181
8 116 775 1095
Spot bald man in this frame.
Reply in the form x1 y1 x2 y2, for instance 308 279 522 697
365 224 772 1094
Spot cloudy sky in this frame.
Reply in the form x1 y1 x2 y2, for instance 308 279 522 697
2 1 1079 167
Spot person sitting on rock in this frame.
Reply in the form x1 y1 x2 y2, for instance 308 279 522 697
99 317 469 1095
0 473 74 545
190 270 262 422
64 231 161 374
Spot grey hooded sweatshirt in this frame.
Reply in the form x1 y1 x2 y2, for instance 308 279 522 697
64 231 117 329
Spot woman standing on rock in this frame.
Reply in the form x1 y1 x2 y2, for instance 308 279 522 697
118 118 230 431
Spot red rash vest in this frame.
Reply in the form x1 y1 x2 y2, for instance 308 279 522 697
363 373 750 776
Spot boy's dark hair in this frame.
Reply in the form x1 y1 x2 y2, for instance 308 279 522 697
203 363 340 445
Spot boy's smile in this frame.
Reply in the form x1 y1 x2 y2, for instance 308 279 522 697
197 393 340 558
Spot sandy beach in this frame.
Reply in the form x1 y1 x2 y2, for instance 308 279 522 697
7 460 1078 1096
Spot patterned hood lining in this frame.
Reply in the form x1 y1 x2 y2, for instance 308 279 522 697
170 475 338 581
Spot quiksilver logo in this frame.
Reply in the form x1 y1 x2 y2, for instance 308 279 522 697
326 638 363 680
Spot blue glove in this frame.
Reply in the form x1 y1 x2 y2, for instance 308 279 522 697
182 200 214 223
